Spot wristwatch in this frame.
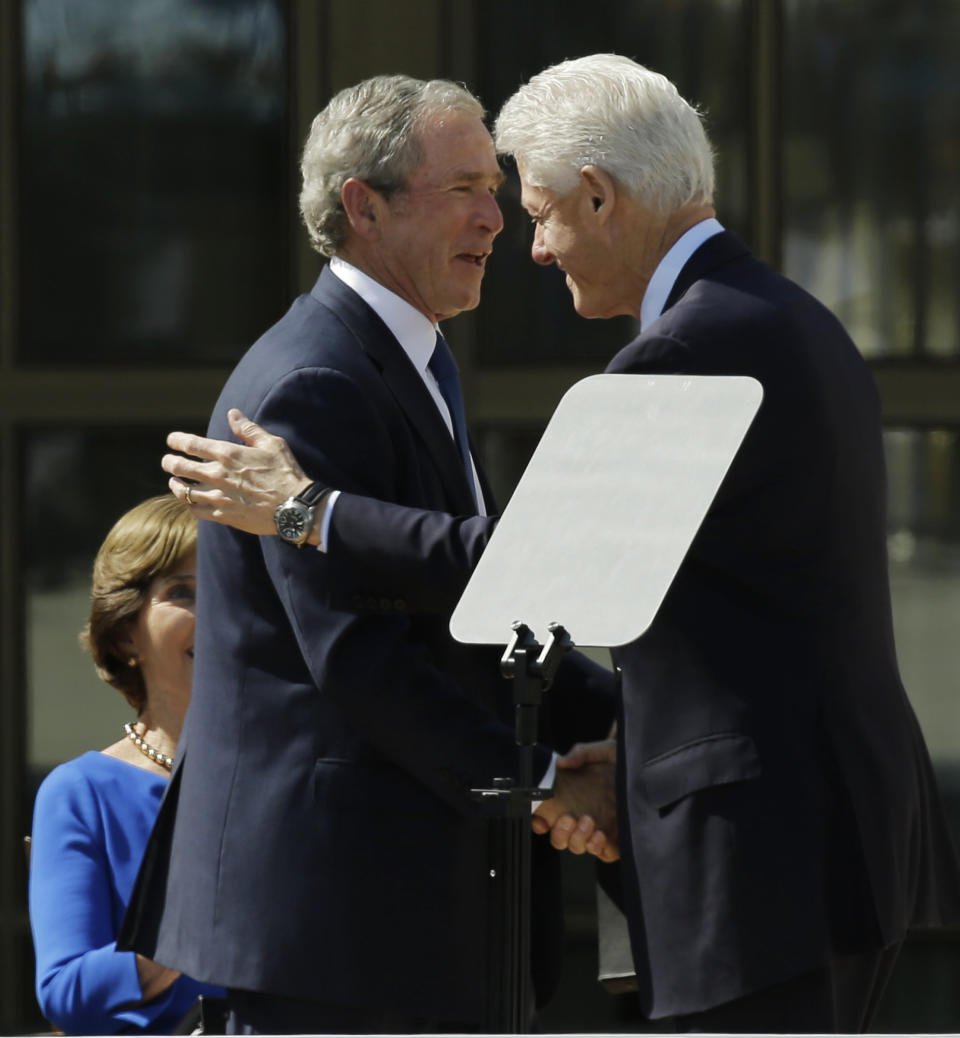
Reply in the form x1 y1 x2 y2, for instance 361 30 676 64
273 481 331 548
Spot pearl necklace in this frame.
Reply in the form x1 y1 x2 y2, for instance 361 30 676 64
123 722 174 771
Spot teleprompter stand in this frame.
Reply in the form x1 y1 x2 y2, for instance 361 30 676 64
451 374 764 1032
471 621 572 1032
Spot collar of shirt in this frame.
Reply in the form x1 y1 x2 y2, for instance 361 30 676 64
639 217 725 332
327 255 486 515
329 255 438 375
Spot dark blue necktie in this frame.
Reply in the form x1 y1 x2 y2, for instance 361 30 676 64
429 332 478 508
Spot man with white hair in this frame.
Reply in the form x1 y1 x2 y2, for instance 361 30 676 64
161 55 960 1032
493 53 960 1032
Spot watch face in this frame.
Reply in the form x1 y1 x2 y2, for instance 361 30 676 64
276 504 309 543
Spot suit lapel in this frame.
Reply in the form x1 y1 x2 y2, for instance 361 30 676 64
310 267 479 515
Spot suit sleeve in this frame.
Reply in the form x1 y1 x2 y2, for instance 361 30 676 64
325 492 494 614
325 494 617 753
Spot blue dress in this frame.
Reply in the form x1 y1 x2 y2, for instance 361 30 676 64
29 751 224 1034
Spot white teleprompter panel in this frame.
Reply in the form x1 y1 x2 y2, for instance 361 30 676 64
451 374 763 648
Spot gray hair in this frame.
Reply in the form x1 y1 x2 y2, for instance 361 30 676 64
300 74 485 257
495 54 714 212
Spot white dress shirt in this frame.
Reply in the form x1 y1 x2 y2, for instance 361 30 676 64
317 257 486 547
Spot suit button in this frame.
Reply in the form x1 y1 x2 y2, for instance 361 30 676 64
365 596 378 610
380 597 392 612
394 599 407 612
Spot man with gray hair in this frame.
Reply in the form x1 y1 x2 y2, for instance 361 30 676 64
159 55 960 1032
121 73 615 1034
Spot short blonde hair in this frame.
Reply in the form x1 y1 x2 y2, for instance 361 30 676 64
80 495 196 712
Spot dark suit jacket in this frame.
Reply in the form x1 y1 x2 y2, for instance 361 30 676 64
300 232 960 1021
121 267 615 1023
605 230 960 1017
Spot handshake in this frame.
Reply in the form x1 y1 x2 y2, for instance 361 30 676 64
533 737 619 863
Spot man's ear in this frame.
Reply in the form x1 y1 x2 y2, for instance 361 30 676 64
580 165 616 223
341 178 384 239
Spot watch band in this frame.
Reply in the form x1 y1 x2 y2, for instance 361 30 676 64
295 481 332 508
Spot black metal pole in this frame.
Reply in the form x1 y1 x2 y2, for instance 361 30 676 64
475 622 572 1032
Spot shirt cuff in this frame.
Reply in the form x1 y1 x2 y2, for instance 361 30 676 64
315 489 341 553
532 752 558 811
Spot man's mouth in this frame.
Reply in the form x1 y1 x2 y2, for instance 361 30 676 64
457 251 488 268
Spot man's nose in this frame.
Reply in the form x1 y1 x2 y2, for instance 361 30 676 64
477 191 504 235
531 224 553 266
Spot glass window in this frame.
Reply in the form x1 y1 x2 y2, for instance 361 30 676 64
472 0 748 366
19 0 289 366
782 1 960 358
885 428 960 778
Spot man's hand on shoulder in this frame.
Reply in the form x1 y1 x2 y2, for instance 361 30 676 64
162 409 320 540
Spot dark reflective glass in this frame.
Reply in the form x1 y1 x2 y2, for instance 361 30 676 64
883 425 960 1038
885 428 960 788
19 0 288 366
473 0 748 366
782 0 960 357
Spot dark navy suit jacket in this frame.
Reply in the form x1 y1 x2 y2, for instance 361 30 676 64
121 267 615 1023
604 230 960 1017
302 233 960 1020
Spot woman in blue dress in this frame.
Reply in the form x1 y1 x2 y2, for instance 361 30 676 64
29 494 224 1034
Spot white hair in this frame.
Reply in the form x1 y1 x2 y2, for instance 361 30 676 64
495 54 714 212
300 75 484 257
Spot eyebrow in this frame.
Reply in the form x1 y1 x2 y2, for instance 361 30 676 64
451 169 507 190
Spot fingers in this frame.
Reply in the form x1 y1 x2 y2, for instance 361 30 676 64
227 408 272 447
532 797 621 861
168 476 189 502
162 430 258 490
566 815 598 855
584 826 621 862
161 451 212 484
167 477 251 529
557 738 617 770
532 796 564 832
548 814 579 852
543 813 597 855
165 414 278 475
165 430 221 461
547 815 618 860
167 477 212 516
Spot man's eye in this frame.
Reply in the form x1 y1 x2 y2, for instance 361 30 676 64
169 583 195 602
